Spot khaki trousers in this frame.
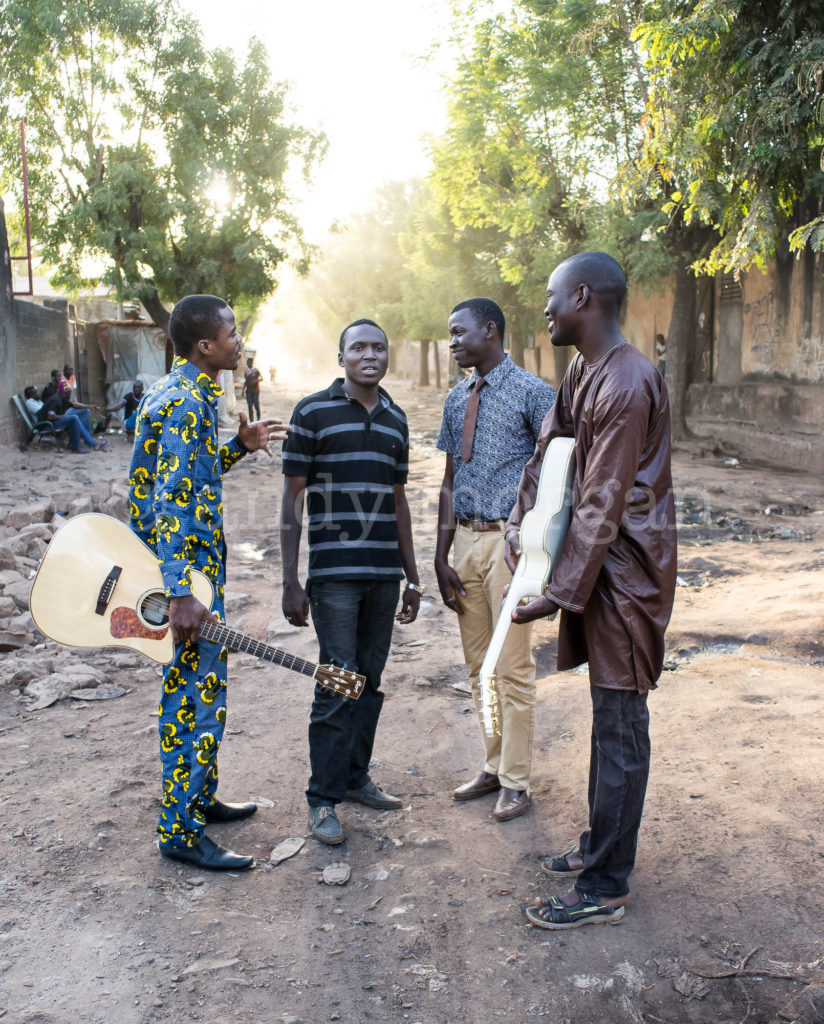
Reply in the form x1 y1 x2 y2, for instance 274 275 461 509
452 524 536 791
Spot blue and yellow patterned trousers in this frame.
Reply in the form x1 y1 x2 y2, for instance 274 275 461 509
157 591 228 849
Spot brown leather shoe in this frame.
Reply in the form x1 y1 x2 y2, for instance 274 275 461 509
453 771 501 802
493 787 530 821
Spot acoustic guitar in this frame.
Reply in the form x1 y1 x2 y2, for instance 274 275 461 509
478 436 576 736
29 513 364 700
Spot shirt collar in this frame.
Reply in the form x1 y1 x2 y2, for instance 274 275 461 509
173 356 224 401
329 377 392 410
468 354 512 389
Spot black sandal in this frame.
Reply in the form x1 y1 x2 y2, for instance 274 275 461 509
525 892 625 929
540 842 583 878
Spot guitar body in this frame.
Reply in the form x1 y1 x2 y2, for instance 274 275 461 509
478 436 576 736
30 513 212 664
29 514 366 699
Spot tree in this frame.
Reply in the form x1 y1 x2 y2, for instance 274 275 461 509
635 0 824 277
0 0 324 330
431 0 650 377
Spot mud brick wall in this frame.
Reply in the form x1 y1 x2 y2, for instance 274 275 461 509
14 299 70 396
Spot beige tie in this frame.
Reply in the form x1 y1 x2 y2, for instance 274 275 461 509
460 376 486 463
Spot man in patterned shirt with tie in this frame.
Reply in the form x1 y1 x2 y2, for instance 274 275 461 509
130 294 288 871
435 298 555 821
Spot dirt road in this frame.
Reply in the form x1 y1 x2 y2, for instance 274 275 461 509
1 377 823 1024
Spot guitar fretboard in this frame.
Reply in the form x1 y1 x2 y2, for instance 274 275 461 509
200 619 316 679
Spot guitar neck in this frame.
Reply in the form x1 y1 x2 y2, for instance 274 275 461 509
199 618 318 679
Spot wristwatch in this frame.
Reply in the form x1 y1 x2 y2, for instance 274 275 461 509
404 581 425 596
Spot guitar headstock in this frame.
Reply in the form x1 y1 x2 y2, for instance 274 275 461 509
315 664 366 700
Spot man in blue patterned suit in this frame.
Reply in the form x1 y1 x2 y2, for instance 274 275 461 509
129 294 288 871
436 298 555 821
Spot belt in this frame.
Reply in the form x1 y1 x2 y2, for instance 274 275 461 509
456 518 504 532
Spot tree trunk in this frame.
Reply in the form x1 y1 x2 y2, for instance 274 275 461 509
433 339 441 390
509 330 525 368
419 340 430 387
664 260 697 441
141 290 171 333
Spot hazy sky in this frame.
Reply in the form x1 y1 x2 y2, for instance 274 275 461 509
179 0 455 241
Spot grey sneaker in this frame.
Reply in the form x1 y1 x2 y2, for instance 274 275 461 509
308 805 344 845
345 780 402 810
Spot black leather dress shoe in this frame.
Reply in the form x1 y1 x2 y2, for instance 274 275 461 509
453 770 501 802
203 799 258 824
158 835 254 871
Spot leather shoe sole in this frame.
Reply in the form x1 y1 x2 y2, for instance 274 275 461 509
203 800 258 824
493 788 530 821
453 772 501 802
159 835 254 871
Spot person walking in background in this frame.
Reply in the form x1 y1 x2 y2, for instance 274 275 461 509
242 356 262 420
435 298 555 822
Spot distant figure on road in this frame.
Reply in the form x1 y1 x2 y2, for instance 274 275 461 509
242 356 262 420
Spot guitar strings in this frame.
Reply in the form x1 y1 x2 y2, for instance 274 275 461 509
135 593 359 685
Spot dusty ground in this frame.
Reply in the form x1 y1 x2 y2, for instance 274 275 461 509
1 376 823 1024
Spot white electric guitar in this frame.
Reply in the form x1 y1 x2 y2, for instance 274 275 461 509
478 436 576 737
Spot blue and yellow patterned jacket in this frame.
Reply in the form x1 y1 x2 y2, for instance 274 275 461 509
128 358 246 597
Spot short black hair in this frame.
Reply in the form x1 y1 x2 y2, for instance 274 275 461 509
24 385 37 399
557 252 627 312
339 318 388 353
168 295 230 357
450 298 505 341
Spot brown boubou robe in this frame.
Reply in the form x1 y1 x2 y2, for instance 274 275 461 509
508 342 677 693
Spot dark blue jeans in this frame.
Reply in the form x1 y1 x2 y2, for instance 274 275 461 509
576 684 651 899
306 579 399 808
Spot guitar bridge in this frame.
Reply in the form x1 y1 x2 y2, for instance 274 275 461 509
95 565 123 616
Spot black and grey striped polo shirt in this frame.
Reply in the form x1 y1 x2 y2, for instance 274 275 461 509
282 379 409 583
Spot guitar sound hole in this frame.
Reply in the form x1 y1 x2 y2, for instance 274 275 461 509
140 592 170 627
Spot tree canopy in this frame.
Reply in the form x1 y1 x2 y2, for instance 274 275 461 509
0 0 325 328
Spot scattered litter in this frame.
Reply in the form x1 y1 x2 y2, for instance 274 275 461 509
181 957 240 976
270 837 305 865
405 964 449 992
69 685 127 701
374 869 389 881
250 796 275 808
322 862 350 886
724 458 740 467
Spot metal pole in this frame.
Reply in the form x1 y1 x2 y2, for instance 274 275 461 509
19 117 33 295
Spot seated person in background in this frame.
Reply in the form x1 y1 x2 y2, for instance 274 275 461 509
23 386 44 420
41 370 61 403
56 363 98 431
42 388 106 454
104 380 145 434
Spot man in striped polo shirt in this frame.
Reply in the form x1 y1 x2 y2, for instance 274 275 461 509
280 318 422 845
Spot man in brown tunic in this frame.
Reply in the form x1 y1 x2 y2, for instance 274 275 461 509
506 251 677 929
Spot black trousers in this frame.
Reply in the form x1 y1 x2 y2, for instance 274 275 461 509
306 579 399 808
576 683 651 898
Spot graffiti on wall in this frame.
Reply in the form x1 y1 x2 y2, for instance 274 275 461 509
745 290 783 368
800 334 824 383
